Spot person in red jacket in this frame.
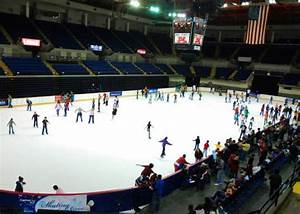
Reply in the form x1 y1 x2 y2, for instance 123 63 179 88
174 154 190 171
228 153 239 178
137 163 155 177
203 140 210 157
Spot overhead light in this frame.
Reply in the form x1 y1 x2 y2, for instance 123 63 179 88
129 0 140 8
150 6 160 13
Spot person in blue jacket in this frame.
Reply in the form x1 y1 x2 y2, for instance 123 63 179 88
159 137 172 158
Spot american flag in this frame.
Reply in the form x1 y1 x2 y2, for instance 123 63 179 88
245 4 270 45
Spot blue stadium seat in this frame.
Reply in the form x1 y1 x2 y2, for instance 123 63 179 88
52 63 87 75
0 31 9 44
0 67 5 75
193 66 211 78
262 45 297 65
111 62 143 74
65 23 104 49
135 63 164 75
90 27 132 53
129 31 157 54
2 57 50 75
234 69 252 81
218 44 239 59
148 33 172 55
280 73 300 86
215 68 234 80
155 64 174 74
0 13 43 43
36 20 82 50
172 64 190 76
84 60 118 75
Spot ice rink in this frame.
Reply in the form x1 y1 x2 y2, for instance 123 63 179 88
0 92 266 193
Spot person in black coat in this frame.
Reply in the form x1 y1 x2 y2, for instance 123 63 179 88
269 169 282 206
15 176 26 192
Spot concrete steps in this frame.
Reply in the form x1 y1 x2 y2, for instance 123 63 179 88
0 59 13 76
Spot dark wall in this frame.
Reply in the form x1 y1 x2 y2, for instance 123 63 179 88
251 74 281 96
0 75 169 98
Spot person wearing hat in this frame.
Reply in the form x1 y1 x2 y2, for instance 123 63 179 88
15 176 26 192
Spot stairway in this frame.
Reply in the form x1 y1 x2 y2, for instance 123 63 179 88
133 63 146 75
147 37 162 55
258 45 270 62
153 64 166 74
79 61 95 76
89 28 110 50
290 49 300 65
42 60 58 75
210 66 216 79
0 24 13 44
111 31 134 53
167 64 178 75
62 24 86 50
29 19 52 45
107 61 123 75
229 69 238 80
0 59 13 76
230 46 241 59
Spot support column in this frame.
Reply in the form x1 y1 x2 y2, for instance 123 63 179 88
143 25 148 35
126 22 130 32
218 31 222 42
271 31 275 43
26 1 30 18
83 13 88 26
107 17 111 30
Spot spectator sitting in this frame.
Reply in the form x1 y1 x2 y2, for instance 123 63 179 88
194 148 203 162
187 204 196 214
174 154 190 172
135 175 149 188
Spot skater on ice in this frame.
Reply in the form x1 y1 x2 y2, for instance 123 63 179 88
97 94 101 112
146 121 154 139
7 118 16 135
32 112 40 128
112 107 117 119
159 137 172 158
55 101 62 116
88 108 95 124
26 98 32 111
42 117 50 135
75 107 85 122
15 176 26 193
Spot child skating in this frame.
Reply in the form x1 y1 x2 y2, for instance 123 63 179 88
7 118 16 134
158 137 172 158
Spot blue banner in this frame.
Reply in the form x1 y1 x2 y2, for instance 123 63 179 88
0 99 8 106
109 91 122 97
148 89 158 94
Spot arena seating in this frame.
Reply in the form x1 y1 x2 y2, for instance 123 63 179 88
233 69 252 81
0 67 5 75
35 20 82 50
172 64 191 76
201 42 217 58
193 66 211 78
65 23 104 49
155 64 175 74
0 31 9 44
235 45 266 62
215 67 234 80
218 44 238 59
148 32 172 55
262 45 297 65
113 30 145 53
129 31 157 54
280 73 300 86
2 57 50 75
83 60 119 75
135 63 164 74
89 27 132 53
111 61 144 74
0 13 43 43
52 63 87 75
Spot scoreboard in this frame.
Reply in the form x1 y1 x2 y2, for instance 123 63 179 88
173 16 207 51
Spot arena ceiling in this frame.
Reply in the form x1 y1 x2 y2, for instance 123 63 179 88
70 1 300 24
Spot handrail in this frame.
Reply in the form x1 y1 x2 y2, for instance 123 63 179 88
248 160 300 214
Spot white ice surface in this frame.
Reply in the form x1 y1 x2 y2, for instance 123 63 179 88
0 93 266 193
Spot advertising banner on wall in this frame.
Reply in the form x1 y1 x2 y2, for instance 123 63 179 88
0 98 8 106
109 91 122 97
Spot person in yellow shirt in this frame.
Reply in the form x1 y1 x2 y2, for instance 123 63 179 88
215 142 222 151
